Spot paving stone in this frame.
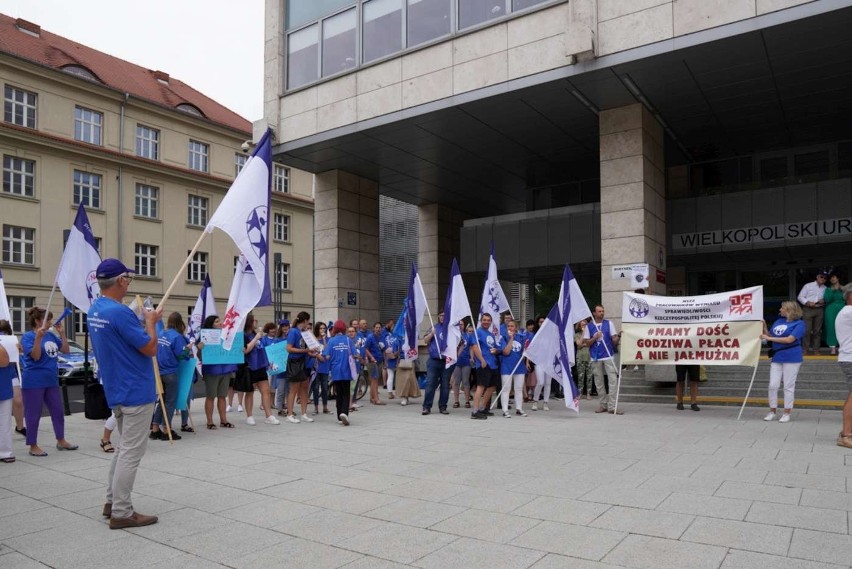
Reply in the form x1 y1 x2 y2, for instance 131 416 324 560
788 529 852 565
529 554 629 569
430 508 541 543
716 480 801 505
764 471 848 492
306 487 400 514
442 487 536 514
233 535 363 569
579 486 670 510
590 506 694 539
721 549 848 569
513 496 612 525
337 524 457 564
363 497 466 528
746 501 849 533
681 517 793 555
638 475 722 496
414 536 544 569
657 493 751 521
602 534 727 569
511 521 627 561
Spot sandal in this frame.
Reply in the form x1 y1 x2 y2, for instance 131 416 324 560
465 402 471 408
100 439 115 453
181 425 195 433
0 456 14 463
453 402 460 408
15 426 26 436
206 423 217 430
219 422 234 428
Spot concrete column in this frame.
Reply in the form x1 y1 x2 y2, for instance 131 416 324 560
314 170 379 326
599 103 666 327
418 204 462 313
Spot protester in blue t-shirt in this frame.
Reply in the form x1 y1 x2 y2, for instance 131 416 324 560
323 320 357 425
150 312 190 440
285 311 320 423
384 332 400 399
20 307 75 457
364 322 387 405
422 311 453 415
242 314 279 426
761 300 806 423
500 320 528 417
310 322 331 415
0 322 17 463
451 323 476 409
347 325 365 411
199 314 236 429
470 315 497 419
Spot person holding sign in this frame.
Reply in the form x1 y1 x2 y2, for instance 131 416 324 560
835 284 852 448
365 322 387 406
500 319 527 417
285 311 319 423
242 314 280 426
310 322 331 415
584 305 623 415
199 315 235 429
761 301 805 423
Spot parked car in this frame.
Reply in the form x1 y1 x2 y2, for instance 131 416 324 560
57 340 97 384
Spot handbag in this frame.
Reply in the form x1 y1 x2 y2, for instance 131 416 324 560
84 381 111 420
286 356 307 381
348 354 359 381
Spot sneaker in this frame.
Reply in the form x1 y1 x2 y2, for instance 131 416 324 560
516 410 528 417
503 411 512 418
531 402 538 411
149 430 162 440
400 398 408 406
763 412 776 421
676 402 685 410
311 408 319 416
264 416 281 425
690 403 700 412
301 414 314 423
339 413 349 426
778 414 791 423
161 431 181 440
543 403 549 411
109 511 158 530
422 408 431 416
471 411 487 420
286 415 300 424
246 416 256 426
482 410 494 416
237 405 244 413
278 409 287 416
226 405 232 413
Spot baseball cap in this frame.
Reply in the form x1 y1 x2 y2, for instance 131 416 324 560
279 319 290 326
818 269 830 277
96 258 135 279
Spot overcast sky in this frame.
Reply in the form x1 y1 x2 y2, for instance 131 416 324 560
0 0 265 121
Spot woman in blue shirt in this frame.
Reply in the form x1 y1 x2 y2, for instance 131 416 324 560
323 320 357 425
310 321 330 415
500 319 527 417
285 311 319 423
243 314 280 426
761 300 806 423
151 312 189 440
451 323 475 409
21 307 76 456
199 315 236 429
384 331 400 400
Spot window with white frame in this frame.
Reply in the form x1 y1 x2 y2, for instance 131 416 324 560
134 243 158 277
188 139 209 172
233 255 240 272
187 195 208 227
187 251 208 282
74 106 103 145
275 262 290 290
2 155 35 197
2 225 35 265
7 296 34 334
3 86 37 128
235 153 248 177
72 170 102 209
273 164 290 193
136 125 159 160
74 310 87 335
134 184 159 219
273 213 291 242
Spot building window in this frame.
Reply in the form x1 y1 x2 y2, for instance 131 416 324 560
3 86 37 128
2 155 35 197
233 256 240 272
134 243 158 277
74 106 103 145
407 0 452 47
2 225 35 265
187 251 208 282
274 164 290 193
7 296 34 334
276 310 291 323
275 262 290 290
136 125 159 160
287 23 319 89
273 213 291 242
187 195 209 227
512 0 548 10
135 184 159 219
235 153 248 177
459 0 507 30
364 0 403 63
72 170 102 209
188 139 209 172
322 8 357 77
74 311 87 335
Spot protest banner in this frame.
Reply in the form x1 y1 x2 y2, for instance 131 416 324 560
200 329 245 365
175 358 198 411
265 341 288 375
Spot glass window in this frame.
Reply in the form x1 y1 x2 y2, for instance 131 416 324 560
7 296 34 334
2 225 35 265
134 243 158 277
72 170 102 209
286 0 354 29
793 150 830 183
2 155 35 197
276 262 290 290
235 153 248 177
274 213 291 242
188 139 209 172
187 195 209 227
136 125 159 160
322 9 357 77
364 0 403 63
187 251 208 282
274 164 290 193
512 0 548 11
74 310 88 335
407 0 452 47
459 0 507 30
288 24 320 89
3 86 37 128
74 106 103 145
135 184 159 219
759 156 788 188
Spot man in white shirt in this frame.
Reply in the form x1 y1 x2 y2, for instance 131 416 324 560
835 284 852 449
797 270 828 354
583 305 622 415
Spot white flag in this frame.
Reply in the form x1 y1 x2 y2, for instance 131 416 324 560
56 204 102 311
479 243 512 335
0 268 10 322
442 258 473 366
525 303 580 412
402 264 429 360
188 274 217 345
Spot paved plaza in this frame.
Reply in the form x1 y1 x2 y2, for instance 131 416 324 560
1 399 851 569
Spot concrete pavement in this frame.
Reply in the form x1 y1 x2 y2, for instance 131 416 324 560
1 399 851 568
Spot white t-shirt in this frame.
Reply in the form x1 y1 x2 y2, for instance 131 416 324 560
836 305 852 363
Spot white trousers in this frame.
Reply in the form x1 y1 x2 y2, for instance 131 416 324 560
769 362 801 410
386 368 395 393
501 374 525 413
533 367 551 402
0 399 12 459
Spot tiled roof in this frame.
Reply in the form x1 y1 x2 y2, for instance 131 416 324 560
0 14 251 134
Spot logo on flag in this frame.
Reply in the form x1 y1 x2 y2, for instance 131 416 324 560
246 207 268 263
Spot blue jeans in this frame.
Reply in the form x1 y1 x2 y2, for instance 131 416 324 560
423 358 454 411
311 372 329 406
152 373 178 429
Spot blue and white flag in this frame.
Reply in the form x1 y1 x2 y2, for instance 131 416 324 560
56 203 102 311
188 274 217 346
206 129 272 349
0 268 11 322
525 303 580 412
392 302 406 340
402 264 428 360
442 258 474 366
479 243 511 336
557 264 593 364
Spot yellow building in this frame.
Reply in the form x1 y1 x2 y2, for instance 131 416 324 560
0 15 314 337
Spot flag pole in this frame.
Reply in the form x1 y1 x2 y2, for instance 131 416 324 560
159 231 208 309
137 295 173 444
490 352 527 410
423 302 441 355
737 363 760 421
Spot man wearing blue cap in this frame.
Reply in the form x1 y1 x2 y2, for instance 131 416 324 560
87 258 161 529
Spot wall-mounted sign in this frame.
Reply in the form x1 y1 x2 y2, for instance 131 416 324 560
672 217 852 251
347 292 357 306
612 263 650 288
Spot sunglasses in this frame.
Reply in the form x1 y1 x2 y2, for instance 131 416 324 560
120 273 134 283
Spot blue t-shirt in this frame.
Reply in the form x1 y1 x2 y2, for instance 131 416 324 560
456 332 473 367
587 320 616 361
0 358 15 401
286 327 307 360
88 296 156 407
475 327 501 369
500 330 526 375
384 335 400 370
315 336 330 374
157 328 188 375
323 335 355 381
21 330 62 389
769 318 805 363
427 323 446 360
245 332 269 371
365 332 386 363
351 338 364 372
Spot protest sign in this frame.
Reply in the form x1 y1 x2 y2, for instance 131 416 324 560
175 358 197 411
265 341 289 375
199 329 244 364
